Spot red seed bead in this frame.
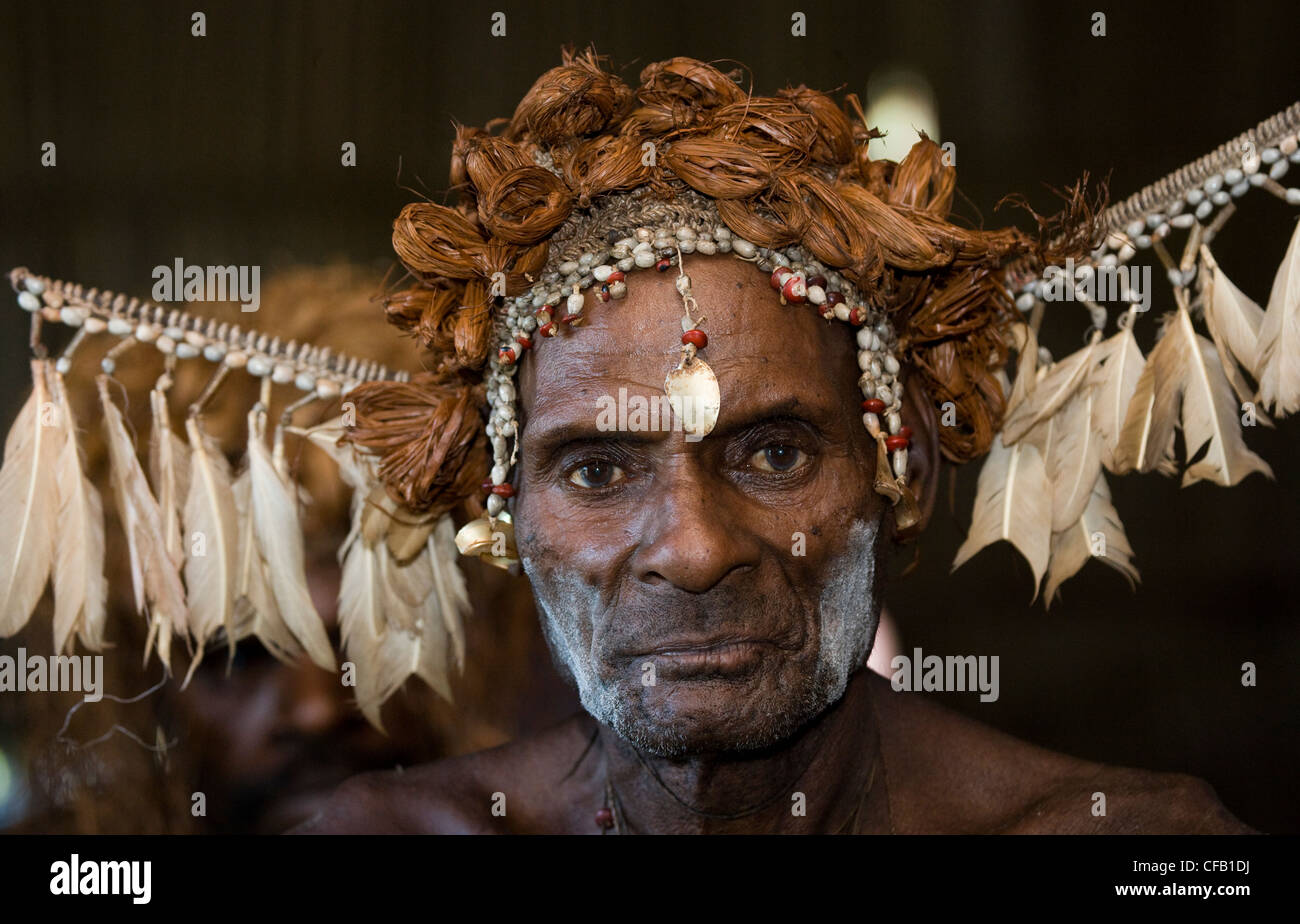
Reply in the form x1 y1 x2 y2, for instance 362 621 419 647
885 435 910 451
770 267 791 289
515 335 532 350
491 484 515 498
655 257 671 271
862 398 886 414
498 347 517 365
781 275 807 304
825 290 845 307
562 313 583 325
848 307 867 325
607 270 625 283
538 322 556 337
595 808 614 829
899 425 914 440
682 328 708 349
807 274 828 290
599 284 611 302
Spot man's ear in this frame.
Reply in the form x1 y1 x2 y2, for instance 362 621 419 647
895 372 941 538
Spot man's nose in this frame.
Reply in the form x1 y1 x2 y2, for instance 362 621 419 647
631 461 760 593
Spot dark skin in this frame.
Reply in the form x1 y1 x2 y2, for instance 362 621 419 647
295 256 1254 834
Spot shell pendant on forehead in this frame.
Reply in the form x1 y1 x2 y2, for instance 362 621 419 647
665 353 720 441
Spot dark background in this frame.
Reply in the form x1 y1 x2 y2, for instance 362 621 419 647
1 0 1296 831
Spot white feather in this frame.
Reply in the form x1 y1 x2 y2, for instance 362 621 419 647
231 468 303 664
339 501 386 644
952 433 1052 600
48 369 107 653
97 375 188 672
1044 472 1139 606
148 387 191 572
1200 245 1265 406
1088 325 1146 472
339 519 431 729
297 417 466 725
1024 390 1104 532
428 515 470 672
1256 219 1300 415
1002 338 1098 445
1174 308 1274 487
0 360 60 636
245 407 335 671
1113 314 1183 477
182 417 239 654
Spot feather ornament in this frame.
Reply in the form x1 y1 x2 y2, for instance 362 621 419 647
1043 471 1139 606
427 515 470 672
48 368 107 653
1003 322 1039 421
148 387 191 572
1024 390 1104 532
1088 324 1146 472
1256 219 1300 416
231 467 303 663
0 360 61 637
414 582 455 705
1116 309 1271 486
1175 308 1274 487
297 416 388 637
297 417 467 725
380 541 431 633
245 406 335 671
325 423 469 663
1112 313 1185 478
338 495 436 729
347 621 422 731
181 416 239 669
338 520 451 728
1200 246 1265 396
97 375 188 671
1001 336 1098 445
952 433 1052 600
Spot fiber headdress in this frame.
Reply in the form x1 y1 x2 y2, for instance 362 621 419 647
4 48 1299 726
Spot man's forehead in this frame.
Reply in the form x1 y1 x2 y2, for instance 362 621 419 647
519 255 857 432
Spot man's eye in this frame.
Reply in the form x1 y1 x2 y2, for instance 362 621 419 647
569 461 626 489
749 444 807 473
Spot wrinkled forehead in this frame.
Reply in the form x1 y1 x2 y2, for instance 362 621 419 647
518 254 861 431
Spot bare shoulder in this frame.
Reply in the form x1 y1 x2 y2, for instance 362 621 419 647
289 713 600 834
867 672 1256 834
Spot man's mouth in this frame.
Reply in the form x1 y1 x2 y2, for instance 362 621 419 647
633 638 782 678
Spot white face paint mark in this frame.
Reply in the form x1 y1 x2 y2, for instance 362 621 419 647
522 517 883 756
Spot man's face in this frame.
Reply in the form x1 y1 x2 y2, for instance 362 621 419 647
515 254 888 758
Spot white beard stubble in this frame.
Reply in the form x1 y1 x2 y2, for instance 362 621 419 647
521 517 884 756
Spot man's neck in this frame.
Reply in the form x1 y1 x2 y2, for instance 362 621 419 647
597 668 885 834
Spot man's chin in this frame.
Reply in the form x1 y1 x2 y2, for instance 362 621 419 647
596 673 832 758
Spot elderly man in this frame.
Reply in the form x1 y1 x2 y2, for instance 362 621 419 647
295 252 1251 834
2 49 1267 835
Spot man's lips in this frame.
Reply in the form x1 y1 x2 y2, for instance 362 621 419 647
630 638 783 678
